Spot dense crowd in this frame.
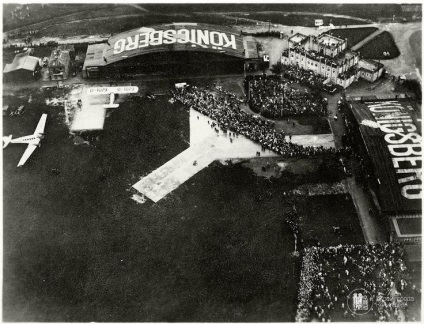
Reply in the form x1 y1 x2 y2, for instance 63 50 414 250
247 75 328 118
283 65 338 92
297 243 420 322
172 86 349 158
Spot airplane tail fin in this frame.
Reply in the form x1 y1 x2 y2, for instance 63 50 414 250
3 135 12 148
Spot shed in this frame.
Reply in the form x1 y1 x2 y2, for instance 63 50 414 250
3 51 40 81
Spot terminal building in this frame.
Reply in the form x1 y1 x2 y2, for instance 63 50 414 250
281 32 384 88
82 23 263 79
345 95 422 244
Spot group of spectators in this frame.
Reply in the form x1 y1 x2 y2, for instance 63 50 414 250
297 243 420 322
172 85 349 158
246 75 328 118
283 65 337 92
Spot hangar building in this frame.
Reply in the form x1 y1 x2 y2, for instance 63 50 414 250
82 23 261 78
346 95 422 244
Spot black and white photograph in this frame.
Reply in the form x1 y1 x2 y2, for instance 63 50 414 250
2 1 422 322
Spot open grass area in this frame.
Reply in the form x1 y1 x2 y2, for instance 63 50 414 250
295 116 331 134
299 194 365 246
324 27 378 49
360 31 400 60
3 85 364 321
3 3 410 35
12 13 252 38
4 4 252 38
231 12 369 27
3 3 96 31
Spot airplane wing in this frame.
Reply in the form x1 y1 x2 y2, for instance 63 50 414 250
17 144 37 167
34 114 47 135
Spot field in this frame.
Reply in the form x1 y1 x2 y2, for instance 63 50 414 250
228 12 370 27
324 27 378 49
3 83 365 321
360 31 401 60
3 4 252 38
300 195 364 246
4 3 407 34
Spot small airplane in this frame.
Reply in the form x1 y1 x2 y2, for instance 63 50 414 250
3 114 47 167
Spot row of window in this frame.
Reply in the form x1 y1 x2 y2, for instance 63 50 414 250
288 56 354 69
289 58 338 74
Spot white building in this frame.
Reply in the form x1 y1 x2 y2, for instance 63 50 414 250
281 32 384 88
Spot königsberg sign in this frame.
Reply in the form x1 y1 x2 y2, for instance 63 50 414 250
113 28 239 54
366 101 421 201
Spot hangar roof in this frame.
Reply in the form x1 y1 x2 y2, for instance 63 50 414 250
84 23 246 67
349 99 422 214
4 51 39 73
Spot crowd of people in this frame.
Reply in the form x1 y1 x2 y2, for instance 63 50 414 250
172 85 349 158
283 65 338 92
297 243 420 322
246 75 328 118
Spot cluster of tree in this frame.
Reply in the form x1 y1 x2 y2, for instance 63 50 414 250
403 79 422 102
243 30 282 38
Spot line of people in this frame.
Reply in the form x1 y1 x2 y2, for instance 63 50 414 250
172 85 349 158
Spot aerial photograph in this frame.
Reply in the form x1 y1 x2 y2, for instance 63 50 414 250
2 1 422 322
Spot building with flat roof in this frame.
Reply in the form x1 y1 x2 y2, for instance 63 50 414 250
48 45 75 80
357 59 385 82
281 31 384 88
288 33 308 47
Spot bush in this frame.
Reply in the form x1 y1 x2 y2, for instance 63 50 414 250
270 62 284 75
403 79 422 101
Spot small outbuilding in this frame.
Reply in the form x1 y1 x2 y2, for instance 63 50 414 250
3 51 40 81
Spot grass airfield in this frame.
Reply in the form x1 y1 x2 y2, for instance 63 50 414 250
3 85 363 321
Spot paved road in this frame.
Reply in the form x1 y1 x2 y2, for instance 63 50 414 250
347 178 386 244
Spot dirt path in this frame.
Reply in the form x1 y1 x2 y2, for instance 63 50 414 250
219 10 373 23
126 4 150 13
351 29 385 51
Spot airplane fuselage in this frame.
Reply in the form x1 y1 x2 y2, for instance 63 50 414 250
3 114 47 167
11 135 42 146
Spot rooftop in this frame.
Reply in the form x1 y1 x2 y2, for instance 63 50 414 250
3 51 39 73
289 33 307 44
357 59 384 72
48 49 71 68
317 34 344 47
102 23 245 66
82 43 108 68
243 37 260 59
349 99 422 214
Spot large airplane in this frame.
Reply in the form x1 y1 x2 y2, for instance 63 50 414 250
3 113 47 167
